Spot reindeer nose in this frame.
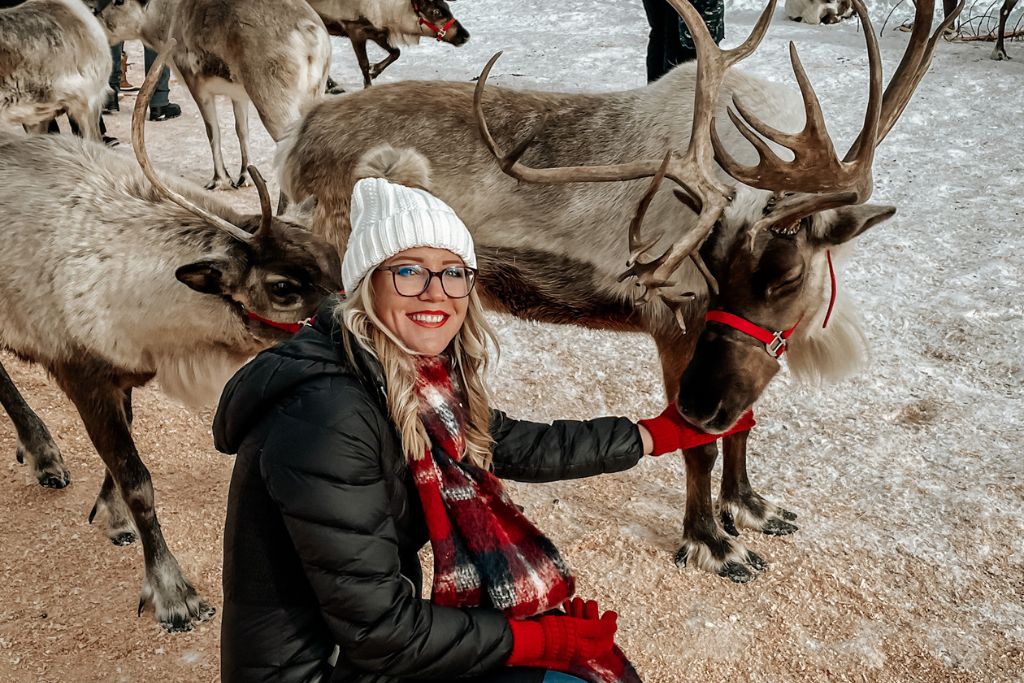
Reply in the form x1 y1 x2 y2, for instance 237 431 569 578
451 23 469 46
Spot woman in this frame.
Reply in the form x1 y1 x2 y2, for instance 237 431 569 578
213 147 754 683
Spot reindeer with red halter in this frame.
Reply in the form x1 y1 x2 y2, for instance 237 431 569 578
277 0 961 581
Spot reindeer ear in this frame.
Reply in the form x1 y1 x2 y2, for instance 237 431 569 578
813 204 896 246
176 261 229 295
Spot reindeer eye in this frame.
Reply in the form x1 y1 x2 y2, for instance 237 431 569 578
269 280 299 298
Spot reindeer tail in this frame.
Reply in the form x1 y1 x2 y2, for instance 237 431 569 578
353 144 432 191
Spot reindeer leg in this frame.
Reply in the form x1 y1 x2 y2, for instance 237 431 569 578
676 442 766 583
368 32 401 81
719 430 797 537
230 98 252 188
53 364 213 631
0 359 70 488
350 32 374 88
992 0 1019 60
184 78 234 191
88 469 138 546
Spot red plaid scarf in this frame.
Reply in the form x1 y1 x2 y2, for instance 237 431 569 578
410 356 642 683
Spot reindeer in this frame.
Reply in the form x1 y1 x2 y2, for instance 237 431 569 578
91 0 330 194
784 0 854 24
310 0 469 90
0 52 340 630
0 0 111 140
275 0 959 581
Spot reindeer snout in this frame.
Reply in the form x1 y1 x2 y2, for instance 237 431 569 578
450 23 469 46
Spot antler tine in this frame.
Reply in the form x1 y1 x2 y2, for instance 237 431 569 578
247 165 273 236
713 0 880 201
473 53 678 185
626 152 671 263
132 41 253 243
873 0 963 146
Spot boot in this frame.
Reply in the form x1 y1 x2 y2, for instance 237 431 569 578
119 58 139 92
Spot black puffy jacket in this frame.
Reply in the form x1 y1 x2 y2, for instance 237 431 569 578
213 297 644 682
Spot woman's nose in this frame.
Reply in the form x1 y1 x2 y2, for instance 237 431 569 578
419 274 447 301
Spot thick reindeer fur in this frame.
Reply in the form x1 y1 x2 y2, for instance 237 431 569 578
353 144 432 189
277 57 897 582
0 0 111 139
0 130 340 631
94 0 331 190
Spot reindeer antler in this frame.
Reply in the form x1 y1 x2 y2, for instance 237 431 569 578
714 0 964 232
474 0 776 317
131 40 255 243
247 165 273 236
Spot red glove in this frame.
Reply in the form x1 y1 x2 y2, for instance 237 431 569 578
638 406 756 456
506 611 617 670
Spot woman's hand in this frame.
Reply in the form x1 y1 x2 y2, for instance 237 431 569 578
506 610 617 670
637 405 756 456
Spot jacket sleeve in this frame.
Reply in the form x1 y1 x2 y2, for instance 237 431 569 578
488 409 644 483
258 378 513 677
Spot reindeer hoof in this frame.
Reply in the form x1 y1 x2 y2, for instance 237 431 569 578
39 472 71 489
110 531 137 546
718 561 755 583
762 518 799 536
232 175 251 189
746 550 768 572
673 547 689 568
139 573 216 632
204 178 236 191
17 439 71 488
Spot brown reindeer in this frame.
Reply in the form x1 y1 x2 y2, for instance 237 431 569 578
310 0 469 90
0 49 340 630
276 0 959 581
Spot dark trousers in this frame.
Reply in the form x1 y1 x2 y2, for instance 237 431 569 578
643 0 726 83
109 42 170 108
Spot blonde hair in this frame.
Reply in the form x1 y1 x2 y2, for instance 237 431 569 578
337 274 500 469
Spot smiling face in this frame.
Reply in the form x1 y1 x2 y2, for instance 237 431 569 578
370 246 470 356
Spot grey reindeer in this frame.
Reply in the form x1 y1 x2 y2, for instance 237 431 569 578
0 0 111 140
309 0 469 90
91 0 331 195
0 52 340 631
277 0 958 581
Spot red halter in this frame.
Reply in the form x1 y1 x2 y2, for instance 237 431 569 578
705 250 837 359
244 311 313 334
412 3 456 40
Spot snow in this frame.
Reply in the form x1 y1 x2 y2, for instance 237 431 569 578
1 1 1022 681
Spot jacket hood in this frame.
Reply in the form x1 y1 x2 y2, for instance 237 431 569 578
213 295 382 454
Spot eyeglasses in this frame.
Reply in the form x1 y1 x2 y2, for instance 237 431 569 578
376 264 479 298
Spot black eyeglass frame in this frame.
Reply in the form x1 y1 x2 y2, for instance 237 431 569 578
376 264 479 299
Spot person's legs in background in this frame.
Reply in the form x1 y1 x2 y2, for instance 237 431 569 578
677 0 725 61
105 42 123 113
643 0 686 83
143 46 181 121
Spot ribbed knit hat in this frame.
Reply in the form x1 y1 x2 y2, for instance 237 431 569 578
342 146 476 293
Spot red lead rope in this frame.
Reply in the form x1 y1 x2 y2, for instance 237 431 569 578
705 249 837 359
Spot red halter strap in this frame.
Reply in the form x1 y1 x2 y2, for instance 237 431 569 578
412 3 456 40
705 310 799 359
705 250 837 359
244 311 314 335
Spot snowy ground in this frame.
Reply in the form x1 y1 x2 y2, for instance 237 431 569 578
1 1 1022 681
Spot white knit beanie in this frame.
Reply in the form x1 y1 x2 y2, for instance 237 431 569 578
342 147 476 293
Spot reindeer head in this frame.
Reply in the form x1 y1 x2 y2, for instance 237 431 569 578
675 195 894 431
474 0 960 432
88 0 149 44
412 0 469 46
784 0 855 25
136 42 341 341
